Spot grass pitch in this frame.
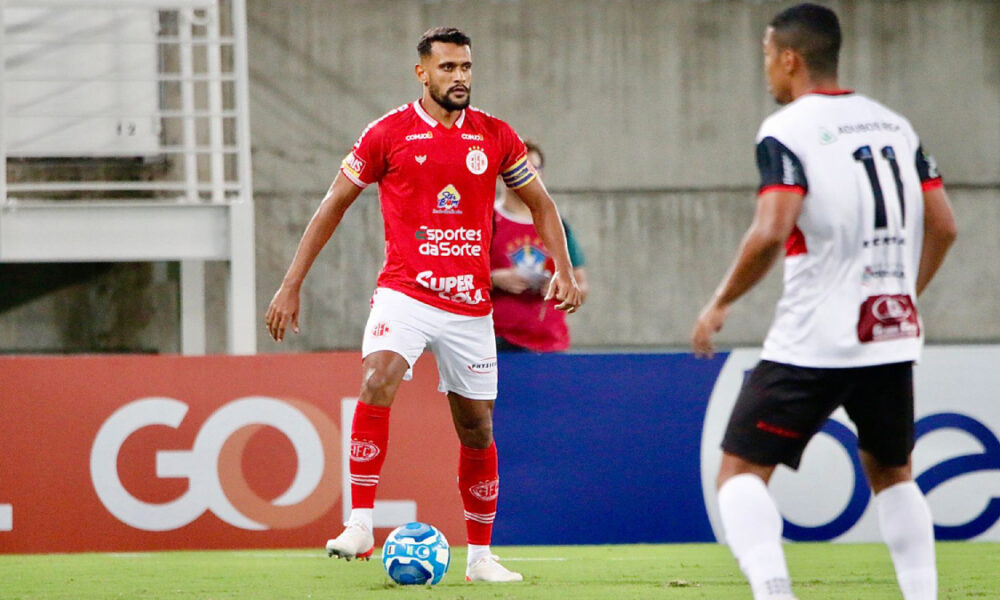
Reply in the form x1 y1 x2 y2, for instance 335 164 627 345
1 542 996 599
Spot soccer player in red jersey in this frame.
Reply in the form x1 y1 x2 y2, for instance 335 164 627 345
265 27 581 582
691 5 956 600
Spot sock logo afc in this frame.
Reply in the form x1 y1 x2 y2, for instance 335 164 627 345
468 479 499 502
350 439 381 462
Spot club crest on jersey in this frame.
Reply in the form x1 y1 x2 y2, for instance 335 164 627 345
435 184 462 214
466 146 488 175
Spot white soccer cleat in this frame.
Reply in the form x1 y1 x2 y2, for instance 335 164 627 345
465 554 523 582
325 520 374 561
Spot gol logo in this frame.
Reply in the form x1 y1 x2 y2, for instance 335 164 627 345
89 396 340 532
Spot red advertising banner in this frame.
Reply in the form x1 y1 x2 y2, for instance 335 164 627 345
0 352 464 553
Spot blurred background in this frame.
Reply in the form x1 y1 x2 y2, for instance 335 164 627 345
1 0 997 355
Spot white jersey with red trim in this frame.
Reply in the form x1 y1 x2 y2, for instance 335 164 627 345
755 91 943 367
340 100 534 316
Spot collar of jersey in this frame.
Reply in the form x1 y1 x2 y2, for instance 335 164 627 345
413 99 466 129
806 88 855 96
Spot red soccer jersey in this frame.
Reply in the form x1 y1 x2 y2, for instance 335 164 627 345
490 204 569 352
340 100 534 316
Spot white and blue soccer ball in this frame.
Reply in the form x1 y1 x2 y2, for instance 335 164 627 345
381 522 450 585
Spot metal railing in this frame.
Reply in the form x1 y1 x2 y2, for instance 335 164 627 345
1 0 252 207
0 0 256 355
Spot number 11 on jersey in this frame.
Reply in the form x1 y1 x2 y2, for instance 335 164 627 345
853 144 906 229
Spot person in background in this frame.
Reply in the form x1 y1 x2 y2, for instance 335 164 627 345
491 141 589 352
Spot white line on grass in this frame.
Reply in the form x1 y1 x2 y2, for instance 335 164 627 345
497 557 567 562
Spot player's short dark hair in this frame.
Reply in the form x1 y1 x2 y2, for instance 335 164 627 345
769 3 841 78
524 139 544 169
417 27 471 57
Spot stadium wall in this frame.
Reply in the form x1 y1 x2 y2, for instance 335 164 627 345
2 347 998 552
1 0 997 353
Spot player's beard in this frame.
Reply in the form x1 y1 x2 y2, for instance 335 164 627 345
430 83 471 112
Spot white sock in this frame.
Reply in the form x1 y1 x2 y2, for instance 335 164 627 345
718 474 794 600
466 543 491 566
347 508 373 531
876 481 937 600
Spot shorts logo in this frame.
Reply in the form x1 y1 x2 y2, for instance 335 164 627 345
467 357 497 374
371 322 390 337
435 184 462 214
469 479 499 501
350 440 381 462
415 155 427 164
466 146 488 175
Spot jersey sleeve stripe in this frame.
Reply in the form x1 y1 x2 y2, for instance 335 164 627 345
339 166 369 189
759 184 806 196
920 177 944 192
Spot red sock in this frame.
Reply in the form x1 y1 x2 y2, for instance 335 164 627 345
349 402 390 509
458 442 499 545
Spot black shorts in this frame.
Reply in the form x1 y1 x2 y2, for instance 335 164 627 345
721 360 914 470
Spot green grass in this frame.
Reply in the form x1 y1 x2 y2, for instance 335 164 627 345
0 542 997 599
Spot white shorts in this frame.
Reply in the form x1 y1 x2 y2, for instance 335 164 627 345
361 288 498 400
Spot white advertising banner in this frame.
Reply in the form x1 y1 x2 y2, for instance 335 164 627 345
701 345 1000 542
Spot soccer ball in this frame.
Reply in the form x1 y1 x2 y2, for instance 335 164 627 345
381 522 450 585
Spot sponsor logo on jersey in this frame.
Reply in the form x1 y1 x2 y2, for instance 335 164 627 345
466 146 488 175
469 479 499 502
435 184 462 214
861 235 906 249
415 226 483 257
861 264 906 285
350 440 381 462
467 357 497 374
415 155 427 164
371 322 390 337
416 270 486 305
857 294 920 342
819 127 838 145
837 121 901 135
405 131 433 141
461 133 484 141
341 152 366 179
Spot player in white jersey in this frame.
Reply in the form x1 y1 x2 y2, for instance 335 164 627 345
690 4 956 600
